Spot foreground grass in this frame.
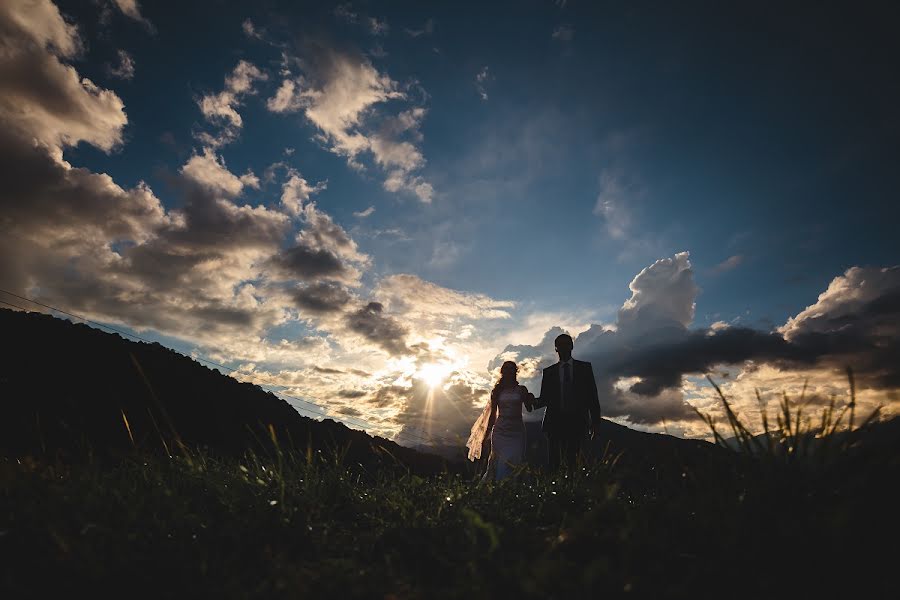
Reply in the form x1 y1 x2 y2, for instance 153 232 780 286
1 426 894 600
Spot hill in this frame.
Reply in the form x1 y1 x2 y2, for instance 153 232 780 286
0 308 447 473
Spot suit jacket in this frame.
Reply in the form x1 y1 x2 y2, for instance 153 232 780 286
535 359 602 437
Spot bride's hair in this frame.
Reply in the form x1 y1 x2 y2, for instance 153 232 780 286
492 361 519 398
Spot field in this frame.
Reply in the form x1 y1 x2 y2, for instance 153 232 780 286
2 415 895 599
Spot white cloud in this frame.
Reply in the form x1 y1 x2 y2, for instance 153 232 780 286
709 254 744 275
475 66 491 101
111 0 154 31
197 60 267 147
180 147 258 197
266 47 433 202
241 18 264 40
618 251 697 335
593 168 634 240
0 0 126 153
375 274 514 322
280 169 327 216
354 206 375 218
107 49 135 80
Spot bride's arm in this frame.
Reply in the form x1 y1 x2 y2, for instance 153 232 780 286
520 386 535 412
486 392 498 430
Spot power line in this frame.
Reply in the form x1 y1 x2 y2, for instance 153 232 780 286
0 289 468 449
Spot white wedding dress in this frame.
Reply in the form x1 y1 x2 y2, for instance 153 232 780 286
489 388 527 480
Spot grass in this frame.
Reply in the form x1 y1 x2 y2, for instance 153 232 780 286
1 381 895 598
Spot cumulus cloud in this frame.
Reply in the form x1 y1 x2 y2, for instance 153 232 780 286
266 45 433 202
279 169 327 216
0 0 127 152
344 302 408 355
110 0 154 31
292 282 354 316
107 49 135 80
0 1 364 368
197 60 267 147
0 0 524 448
353 206 375 218
180 147 259 197
489 253 899 433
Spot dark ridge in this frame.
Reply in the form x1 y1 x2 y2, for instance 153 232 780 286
0 308 448 474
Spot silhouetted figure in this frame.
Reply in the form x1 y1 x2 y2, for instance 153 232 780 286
533 333 602 471
466 360 534 480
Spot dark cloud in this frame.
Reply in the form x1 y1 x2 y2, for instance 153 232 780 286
491 256 900 427
271 244 352 282
344 302 408 355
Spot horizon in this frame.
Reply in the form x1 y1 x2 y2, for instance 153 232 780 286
1 0 898 447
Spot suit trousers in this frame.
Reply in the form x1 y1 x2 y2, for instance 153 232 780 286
548 433 582 472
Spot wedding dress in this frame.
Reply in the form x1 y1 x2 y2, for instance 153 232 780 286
467 385 528 481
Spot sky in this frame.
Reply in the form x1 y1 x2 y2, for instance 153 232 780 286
1 0 898 447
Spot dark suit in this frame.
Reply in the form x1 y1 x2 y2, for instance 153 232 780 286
535 359 602 470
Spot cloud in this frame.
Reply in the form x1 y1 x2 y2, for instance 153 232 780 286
0 3 362 367
266 45 433 202
353 206 375 218
107 49 135 80
292 282 354 316
180 147 259 197
0 3 519 446
404 19 435 38
241 18 265 40
344 302 408 355
475 66 491 101
0 0 127 152
617 252 697 337
593 169 632 240
551 25 574 41
710 254 744 275
375 274 514 322
489 253 899 432
110 0 154 31
279 169 327 216
197 60 267 147
367 17 389 36
333 3 357 24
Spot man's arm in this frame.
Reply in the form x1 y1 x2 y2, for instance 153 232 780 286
533 368 549 409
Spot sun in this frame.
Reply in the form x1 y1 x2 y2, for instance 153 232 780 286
417 361 455 389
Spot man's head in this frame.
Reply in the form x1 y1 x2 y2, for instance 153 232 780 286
554 333 573 362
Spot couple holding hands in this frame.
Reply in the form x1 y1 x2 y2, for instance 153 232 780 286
467 333 602 480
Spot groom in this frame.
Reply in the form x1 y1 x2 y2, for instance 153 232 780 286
533 333 602 471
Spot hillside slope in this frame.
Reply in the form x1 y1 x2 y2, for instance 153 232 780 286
0 309 446 472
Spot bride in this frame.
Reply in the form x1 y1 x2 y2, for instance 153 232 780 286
466 361 535 481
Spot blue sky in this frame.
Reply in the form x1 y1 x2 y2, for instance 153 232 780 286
2 0 898 443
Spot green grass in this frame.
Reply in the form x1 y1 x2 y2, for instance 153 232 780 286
1 386 895 598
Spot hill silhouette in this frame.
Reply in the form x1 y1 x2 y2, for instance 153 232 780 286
0 308 447 472
0 307 738 482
